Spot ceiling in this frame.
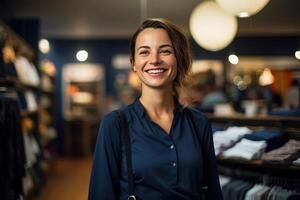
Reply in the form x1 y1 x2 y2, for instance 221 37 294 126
4 0 300 38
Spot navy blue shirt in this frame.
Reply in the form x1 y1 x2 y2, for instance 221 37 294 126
89 99 223 200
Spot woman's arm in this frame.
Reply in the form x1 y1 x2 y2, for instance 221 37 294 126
88 112 122 200
202 118 223 200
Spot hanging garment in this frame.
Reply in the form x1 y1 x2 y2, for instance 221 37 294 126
0 98 26 200
14 56 40 86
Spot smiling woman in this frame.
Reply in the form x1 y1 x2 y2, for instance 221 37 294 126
88 18 223 200
132 28 178 91
130 18 192 95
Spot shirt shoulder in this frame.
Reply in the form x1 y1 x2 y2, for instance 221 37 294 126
98 111 123 142
185 106 210 125
101 110 120 127
101 103 134 129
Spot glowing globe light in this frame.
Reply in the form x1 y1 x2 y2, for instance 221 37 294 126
190 1 238 51
216 0 270 18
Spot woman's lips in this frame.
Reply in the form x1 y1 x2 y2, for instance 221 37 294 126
144 68 167 76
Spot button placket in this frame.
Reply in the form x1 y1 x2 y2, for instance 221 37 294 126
167 138 178 184
172 162 177 167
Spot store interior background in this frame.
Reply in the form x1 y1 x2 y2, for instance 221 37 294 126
1 0 300 199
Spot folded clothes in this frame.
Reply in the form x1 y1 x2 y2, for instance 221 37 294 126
262 139 300 165
222 139 266 160
213 126 252 156
269 108 300 117
244 130 288 152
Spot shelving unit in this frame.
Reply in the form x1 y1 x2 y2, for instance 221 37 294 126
207 114 300 180
0 19 56 199
207 113 300 130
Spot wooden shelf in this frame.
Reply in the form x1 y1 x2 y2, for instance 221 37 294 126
217 156 300 178
0 77 39 91
21 110 38 117
0 77 54 95
207 113 300 129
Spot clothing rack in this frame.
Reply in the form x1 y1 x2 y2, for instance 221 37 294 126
219 166 300 189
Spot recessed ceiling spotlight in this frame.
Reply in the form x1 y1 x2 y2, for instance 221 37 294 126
228 54 239 65
76 50 88 62
39 39 50 54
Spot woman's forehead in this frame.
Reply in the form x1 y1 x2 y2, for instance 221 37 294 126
135 28 172 47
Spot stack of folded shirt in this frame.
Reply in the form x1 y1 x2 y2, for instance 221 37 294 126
213 127 253 156
14 56 40 86
292 157 300 166
222 139 267 160
244 130 288 152
262 139 300 165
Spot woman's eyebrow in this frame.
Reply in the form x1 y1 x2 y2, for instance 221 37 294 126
136 44 173 51
137 46 150 51
159 44 173 48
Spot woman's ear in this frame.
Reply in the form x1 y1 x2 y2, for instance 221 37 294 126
130 57 136 72
132 65 137 72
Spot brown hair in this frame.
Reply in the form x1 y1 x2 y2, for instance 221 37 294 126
129 18 192 92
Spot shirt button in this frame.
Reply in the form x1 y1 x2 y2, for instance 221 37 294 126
170 145 174 149
172 162 176 167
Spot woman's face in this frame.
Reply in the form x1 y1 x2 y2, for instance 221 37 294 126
132 28 177 90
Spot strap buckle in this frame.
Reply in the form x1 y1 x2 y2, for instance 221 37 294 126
128 195 136 200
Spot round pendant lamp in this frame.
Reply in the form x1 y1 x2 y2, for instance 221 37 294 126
216 0 270 18
189 1 238 51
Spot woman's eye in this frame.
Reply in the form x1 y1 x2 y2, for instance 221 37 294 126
139 51 149 55
160 49 172 55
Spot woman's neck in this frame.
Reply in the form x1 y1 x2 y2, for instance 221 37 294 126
139 86 174 117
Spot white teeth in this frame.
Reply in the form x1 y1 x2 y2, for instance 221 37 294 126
147 69 164 74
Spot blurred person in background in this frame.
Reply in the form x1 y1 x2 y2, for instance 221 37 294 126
286 79 300 109
89 18 222 200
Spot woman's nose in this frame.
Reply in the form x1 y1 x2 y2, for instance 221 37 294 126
149 51 162 66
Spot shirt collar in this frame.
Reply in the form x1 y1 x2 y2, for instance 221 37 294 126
133 96 184 117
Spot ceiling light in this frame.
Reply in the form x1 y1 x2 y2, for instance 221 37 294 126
189 1 237 51
76 50 88 62
228 54 239 65
216 0 270 18
238 12 250 18
295 50 300 60
259 68 274 86
39 39 50 54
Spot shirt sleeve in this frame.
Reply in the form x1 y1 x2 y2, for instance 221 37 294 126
189 108 223 200
201 116 224 200
88 111 122 200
